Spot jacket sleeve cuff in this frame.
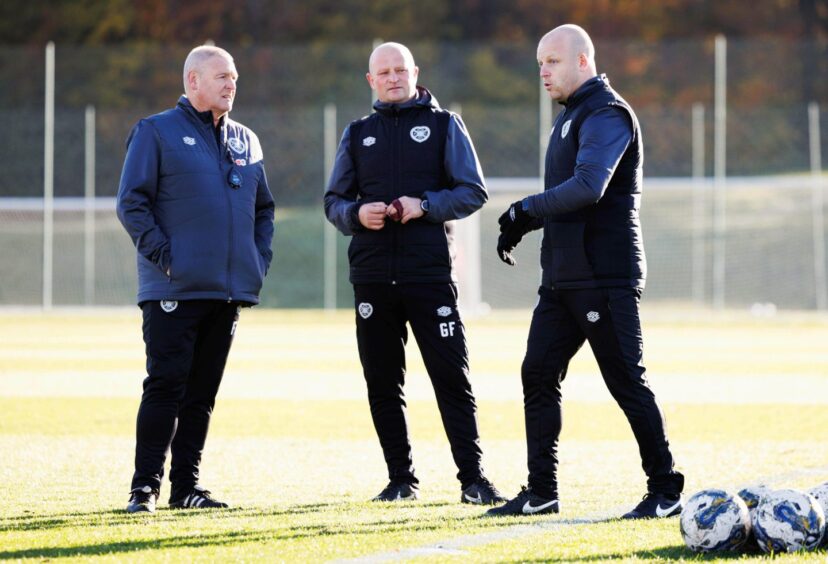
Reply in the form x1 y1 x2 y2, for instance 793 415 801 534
349 202 365 232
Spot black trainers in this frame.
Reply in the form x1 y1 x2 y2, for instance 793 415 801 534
126 485 158 514
485 486 559 516
461 477 507 505
169 485 229 509
621 492 682 519
371 480 419 502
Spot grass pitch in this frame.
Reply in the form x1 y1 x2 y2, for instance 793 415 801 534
1 307 827 562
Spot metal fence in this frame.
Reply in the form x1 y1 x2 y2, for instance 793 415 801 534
1 38 826 310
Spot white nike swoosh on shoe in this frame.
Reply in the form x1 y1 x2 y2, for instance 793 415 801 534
464 492 483 503
522 499 558 514
655 500 681 517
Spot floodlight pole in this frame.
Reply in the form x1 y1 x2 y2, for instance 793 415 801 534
43 41 55 311
809 102 826 311
712 35 727 310
323 103 337 310
691 103 706 305
84 105 96 305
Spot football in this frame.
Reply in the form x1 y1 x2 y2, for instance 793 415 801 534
752 488 825 552
737 484 771 551
679 489 751 552
737 484 770 516
807 482 828 546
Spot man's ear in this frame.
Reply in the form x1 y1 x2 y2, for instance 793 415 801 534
366 72 376 91
187 70 199 92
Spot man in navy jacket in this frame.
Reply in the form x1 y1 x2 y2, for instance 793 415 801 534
488 25 684 518
324 42 504 505
117 45 275 513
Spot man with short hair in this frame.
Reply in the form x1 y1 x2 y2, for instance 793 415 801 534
488 25 684 518
324 42 504 505
117 45 275 513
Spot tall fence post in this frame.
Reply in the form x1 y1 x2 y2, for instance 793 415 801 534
712 34 727 310
84 104 96 305
809 102 827 310
43 41 55 311
691 103 706 305
323 103 338 310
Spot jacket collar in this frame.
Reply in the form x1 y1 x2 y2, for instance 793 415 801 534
561 74 608 108
373 86 440 116
177 95 227 129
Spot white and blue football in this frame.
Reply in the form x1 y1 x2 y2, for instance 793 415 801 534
680 489 751 552
753 488 825 552
807 482 828 547
737 484 770 517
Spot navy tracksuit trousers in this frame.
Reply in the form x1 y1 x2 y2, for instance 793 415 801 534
353 283 485 489
131 300 239 501
522 286 684 499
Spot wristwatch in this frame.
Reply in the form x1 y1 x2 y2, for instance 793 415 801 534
420 199 430 215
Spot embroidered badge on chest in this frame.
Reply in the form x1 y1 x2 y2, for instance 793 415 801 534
363 136 376 147
561 120 572 139
410 126 430 143
182 136 196 146
228 137 247 154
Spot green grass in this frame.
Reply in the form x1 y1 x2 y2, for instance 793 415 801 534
1 308 827 562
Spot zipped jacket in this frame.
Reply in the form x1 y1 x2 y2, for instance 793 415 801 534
324 86 487 284
117 96 275 304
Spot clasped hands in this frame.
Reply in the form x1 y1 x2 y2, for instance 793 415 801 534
497 199 534 266
358 197 424 230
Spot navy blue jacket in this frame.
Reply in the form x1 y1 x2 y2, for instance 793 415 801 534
324 86 487 284
117 96 275 304
524 75 646 290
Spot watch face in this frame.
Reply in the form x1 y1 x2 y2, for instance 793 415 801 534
420 199 429 212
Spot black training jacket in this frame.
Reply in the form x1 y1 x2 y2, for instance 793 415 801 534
324 86 487 284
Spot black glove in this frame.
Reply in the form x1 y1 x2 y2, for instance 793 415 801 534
496 200 533 265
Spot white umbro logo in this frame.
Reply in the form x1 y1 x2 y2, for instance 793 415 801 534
561 120 572 138
410 126 430 143
160 300 178 313
437 306 452 317
358 302 373 319
586 311 600 323
182 136 196 146
363 136 376 147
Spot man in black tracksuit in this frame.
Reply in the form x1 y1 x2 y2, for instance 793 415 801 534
488 25 684 518
324 42 504 505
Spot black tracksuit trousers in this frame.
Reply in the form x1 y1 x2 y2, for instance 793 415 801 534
354 283 484 489
131 300 239 501
522 286 684 500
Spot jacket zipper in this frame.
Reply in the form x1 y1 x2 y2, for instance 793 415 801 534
391 109 400 285
217 124 234 301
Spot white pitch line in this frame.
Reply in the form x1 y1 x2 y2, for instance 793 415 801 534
331 465 828 564
330 507 627 564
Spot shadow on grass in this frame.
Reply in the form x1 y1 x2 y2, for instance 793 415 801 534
0 500 510 559
0 502 350 533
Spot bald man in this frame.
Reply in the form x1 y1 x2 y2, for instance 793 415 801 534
488 25 684 518
324 42 504 505
117 45 275 513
